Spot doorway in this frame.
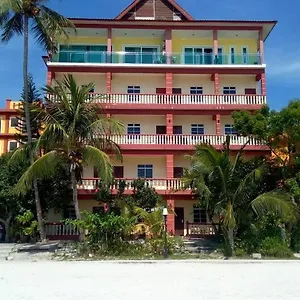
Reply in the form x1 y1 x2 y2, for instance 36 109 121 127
175 207 184 236
173 126 182 134
0 222 5 242
156 126 166 134
245 88 256 95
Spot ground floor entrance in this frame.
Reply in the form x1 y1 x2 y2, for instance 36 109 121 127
175 207 184 236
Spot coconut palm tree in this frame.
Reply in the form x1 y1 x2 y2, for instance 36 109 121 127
15 74 124 222
0 0 74 240
182 141 298 256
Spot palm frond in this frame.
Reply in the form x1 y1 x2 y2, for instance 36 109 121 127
82 145 113 183
1 12 23 42
251 190 298 221
90 117 124 136
15 150 61 195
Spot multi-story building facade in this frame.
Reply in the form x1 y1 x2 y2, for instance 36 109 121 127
2 0 276 237
0 100 21 155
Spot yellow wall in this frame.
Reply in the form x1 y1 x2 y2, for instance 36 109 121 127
0 116 4 133
83 155 166 178
173 75 214 94
0 140 4 156
112 37 163 52
173 38 213 53
116 115 166 134
112 74 165 94
57 36 107 46
174 115 216 135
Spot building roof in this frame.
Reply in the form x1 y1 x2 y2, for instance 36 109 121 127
115 0 194 21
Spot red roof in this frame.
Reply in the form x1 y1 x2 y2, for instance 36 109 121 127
115 0 194 21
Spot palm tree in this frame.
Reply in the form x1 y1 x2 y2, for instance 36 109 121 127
0 0 74 240
182 141 297 256
16 74 123 223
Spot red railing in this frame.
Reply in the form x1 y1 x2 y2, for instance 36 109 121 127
186 221 219 237
45 222 79 240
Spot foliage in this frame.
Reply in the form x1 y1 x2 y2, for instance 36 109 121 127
0 0 74 51
143 237 184 256
15 210 38 241
66 212 136 254
182 142 297 256
15 75 123 220
260 237 293 258
291 221 300 252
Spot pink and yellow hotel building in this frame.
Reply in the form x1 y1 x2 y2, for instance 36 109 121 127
1 0 276 238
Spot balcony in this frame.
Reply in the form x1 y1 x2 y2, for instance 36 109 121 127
78 178 188 195
50 51 263 67
105 134 264 151
88 93 266 108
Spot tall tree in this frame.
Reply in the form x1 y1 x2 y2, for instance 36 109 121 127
182 141 297 256
0 0 74 240
15 75 123 224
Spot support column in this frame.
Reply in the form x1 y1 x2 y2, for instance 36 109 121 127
261 73 266 95
166 154 174 178
213 73 219 95
165 73 173 94
258 29 264 64
106 72 112 94
3 114 9 153
107 28 112 63
46 71 55 86
213 30 218 56
216 114 221 135
166 113 173 134
167 198 175 235
165 29 172 64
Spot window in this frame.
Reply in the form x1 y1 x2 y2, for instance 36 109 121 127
127 85 140 102
124 47 158 64
224 124 237 135
223 87 236 95
137 164 153 178
229 47 235 64
242 47 248 64
10 117 18 128
127 124 140 135
8 141 18 152
193 207 207 223
190 87 203 94
191 124 205 135
63 206 76 220
0 117 2 133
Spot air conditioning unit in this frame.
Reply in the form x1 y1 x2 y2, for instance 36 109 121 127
173 12 182 21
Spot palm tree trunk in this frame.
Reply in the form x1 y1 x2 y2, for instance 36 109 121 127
23 15 45 241
227 228 235 256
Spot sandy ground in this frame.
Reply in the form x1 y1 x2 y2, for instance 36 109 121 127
0 260 300 300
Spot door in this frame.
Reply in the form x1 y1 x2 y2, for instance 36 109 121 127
245 88 256 95
113 166 124 178
203 48 213 64
174 167 183 178
156 126 166 134
175 207 184 236
124 47 140 63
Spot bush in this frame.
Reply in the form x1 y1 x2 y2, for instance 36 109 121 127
291 222 300 252
260 237 293 258
144 236 184 256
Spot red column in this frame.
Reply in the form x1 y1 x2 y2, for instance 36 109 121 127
107 28 112 53
261 73 266 95
47 71 55 86
166 113 173 134
5 99 11 109
258 29 264 64
165 73 172 94
167 198 175 235
3 114 9 153
165 29 172 64
213 30 218 56
106 72 112 94
214 73 219 94
216 114 221 135
166 154 174 178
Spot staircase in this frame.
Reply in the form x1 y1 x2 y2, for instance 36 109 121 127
0 243 16 260
183 237 220 254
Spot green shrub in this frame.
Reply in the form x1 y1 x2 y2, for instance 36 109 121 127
291 222 300 252
144 236 184 255
235 248 247 257
260 237 293 258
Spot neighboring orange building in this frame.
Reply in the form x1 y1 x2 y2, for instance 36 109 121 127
0 100 21 155
4 0 276 239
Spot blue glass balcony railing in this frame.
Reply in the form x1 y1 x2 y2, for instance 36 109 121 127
51 51 262 65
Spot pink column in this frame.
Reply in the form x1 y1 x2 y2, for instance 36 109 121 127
106 72 112 94
258 29 264 64
261 73 266 95
213 30 218 56
166 154 174 178
216 114 221 135
165 29 172 64
166 113 173 134
165 73 173 94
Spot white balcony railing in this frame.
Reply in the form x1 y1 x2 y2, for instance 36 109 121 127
106 134 262 146
78 178 186 191
48 94 266 106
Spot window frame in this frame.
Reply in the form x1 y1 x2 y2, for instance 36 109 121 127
190 86 203 95
224 124 237 135
8 140 18 152
223 86 236 95
137 164 153 179
127 124 141 135
191 124 205 135
10 117 18 128
193 207 207 223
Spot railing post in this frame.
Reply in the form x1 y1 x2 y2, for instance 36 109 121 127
186 221 190 237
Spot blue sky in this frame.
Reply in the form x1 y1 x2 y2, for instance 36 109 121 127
0 0 298 109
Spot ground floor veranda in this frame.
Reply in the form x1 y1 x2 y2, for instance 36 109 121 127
45 197 218 240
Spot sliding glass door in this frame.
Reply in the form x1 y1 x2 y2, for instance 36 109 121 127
124 46 158 64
